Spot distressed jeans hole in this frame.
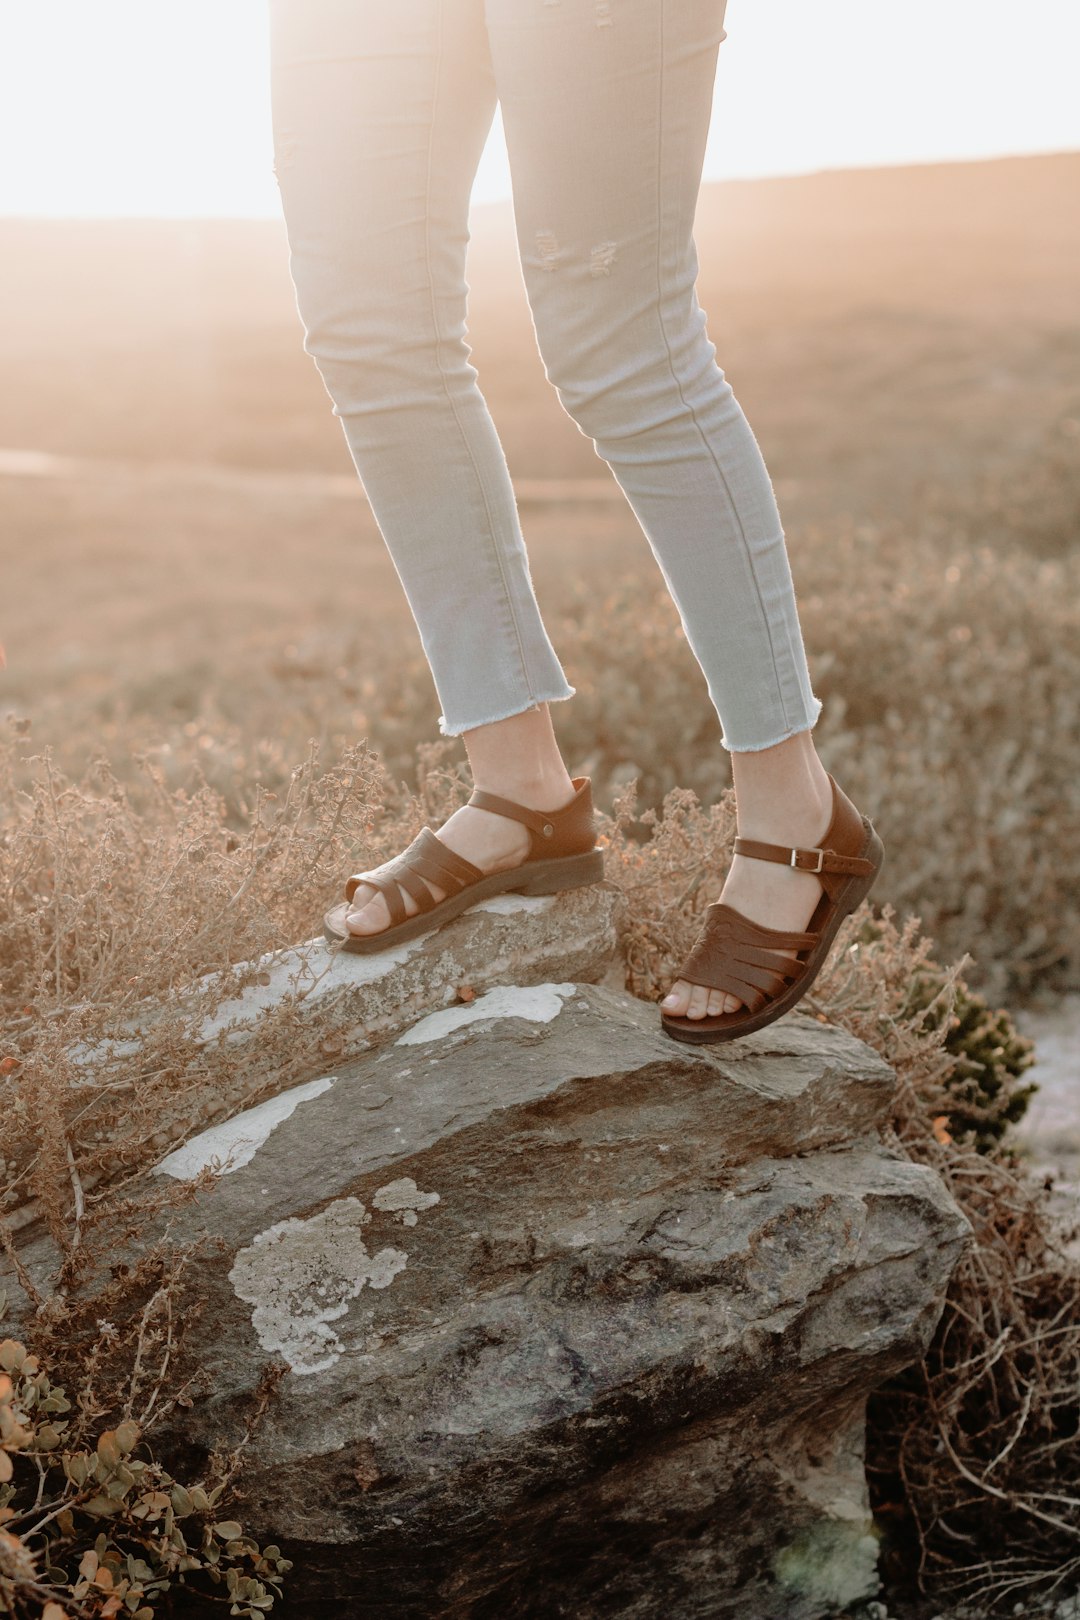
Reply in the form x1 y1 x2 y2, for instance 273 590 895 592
536 228 561 272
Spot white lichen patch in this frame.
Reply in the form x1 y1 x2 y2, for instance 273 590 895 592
154 1076 336 1180
372 1177 441 1226
395 982 577 1046
196 933 423 1043
229 1198 407 1376
772 1517 880 1608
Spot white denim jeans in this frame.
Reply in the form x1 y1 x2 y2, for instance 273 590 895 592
267 0 824 752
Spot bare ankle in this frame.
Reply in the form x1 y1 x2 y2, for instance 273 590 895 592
470 766 575 808
460 702 575 808
732 767 833 841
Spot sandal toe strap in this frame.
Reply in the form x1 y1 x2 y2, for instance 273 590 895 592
679 957 771 1014
344 827 485 917
344 859 433 925
348 869 409 928
676 904 819 1010
390 862 442 911
411 827 486 885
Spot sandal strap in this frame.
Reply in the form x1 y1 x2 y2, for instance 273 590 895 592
733 835 876 877
344 827 484 913
676 902 819 1013
466 785 561 842
406 828 486 886
351 869 409 929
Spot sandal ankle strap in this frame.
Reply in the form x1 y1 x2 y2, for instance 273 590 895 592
467 786 560 840
466 775 590 844
733 835 877 877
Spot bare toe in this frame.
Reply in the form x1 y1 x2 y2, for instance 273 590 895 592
662 978 746 1019
346 888 390 935
345 880 406 936
686 983 713 1019
661 979 688 1015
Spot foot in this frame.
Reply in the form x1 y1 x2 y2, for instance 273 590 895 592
660 775 834 1020
345 774 578 938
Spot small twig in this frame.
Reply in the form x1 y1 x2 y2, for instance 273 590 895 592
65 1137 85 1254
0 1218 44 1309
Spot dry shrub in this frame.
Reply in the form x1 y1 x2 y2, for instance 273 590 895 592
0 720 500 1269
0 727 387 1274
864 1058 1080 1613
12 432 1077 1009
589 772 738 998
810 896 1079 1611
0 724 507 1616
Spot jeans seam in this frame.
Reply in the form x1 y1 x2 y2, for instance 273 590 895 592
654 0 792 735
424 0 539 706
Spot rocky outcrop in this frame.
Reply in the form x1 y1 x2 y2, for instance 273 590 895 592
4 978 970 1619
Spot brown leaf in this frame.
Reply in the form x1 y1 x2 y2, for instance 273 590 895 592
96 1429 122 1468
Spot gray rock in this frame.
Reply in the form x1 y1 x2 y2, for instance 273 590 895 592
3 982 970 1619
1013 994 1080 1259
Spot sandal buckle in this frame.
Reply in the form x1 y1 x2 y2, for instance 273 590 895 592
791 846 826 873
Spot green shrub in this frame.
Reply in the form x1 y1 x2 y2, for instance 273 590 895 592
860 913 1039 1151
0 1317 290 1619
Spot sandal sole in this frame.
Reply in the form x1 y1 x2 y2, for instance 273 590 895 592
324 846 607 955
659 817 885 1045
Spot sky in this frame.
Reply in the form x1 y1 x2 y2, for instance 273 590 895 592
0 0 1078 217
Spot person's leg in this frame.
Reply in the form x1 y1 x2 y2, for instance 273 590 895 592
486 0 833 1015
267 0 578 938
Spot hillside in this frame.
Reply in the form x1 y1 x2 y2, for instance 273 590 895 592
0 150 1077 528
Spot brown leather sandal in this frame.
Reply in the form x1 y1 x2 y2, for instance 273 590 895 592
660 771 885 1044
323 774 605 954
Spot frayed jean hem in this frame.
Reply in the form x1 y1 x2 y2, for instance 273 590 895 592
437 685 577 739
719 697 824 755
